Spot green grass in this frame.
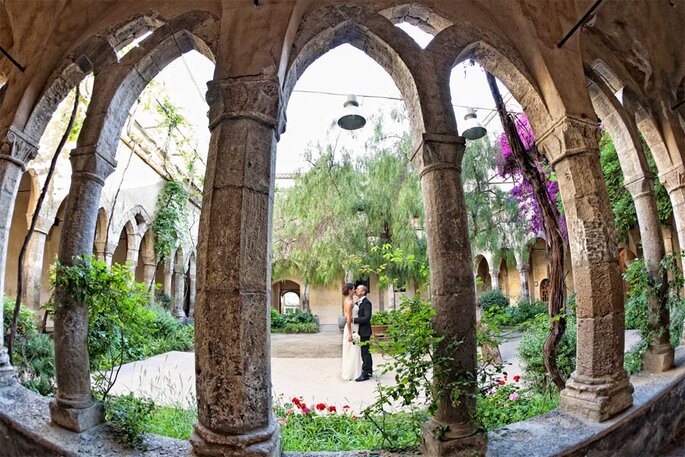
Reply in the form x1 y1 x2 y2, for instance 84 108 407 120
147 406 196 440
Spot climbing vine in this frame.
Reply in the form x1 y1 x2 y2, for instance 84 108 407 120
151 180 189 263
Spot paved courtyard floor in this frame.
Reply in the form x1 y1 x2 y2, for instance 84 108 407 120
109 327 641 414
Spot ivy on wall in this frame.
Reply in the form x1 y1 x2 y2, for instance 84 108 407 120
151 180 189 263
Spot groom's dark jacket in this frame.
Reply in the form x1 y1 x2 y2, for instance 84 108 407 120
354 297 373 338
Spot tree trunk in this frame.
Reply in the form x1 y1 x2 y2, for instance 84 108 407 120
487 72 567 391
301 283 311 314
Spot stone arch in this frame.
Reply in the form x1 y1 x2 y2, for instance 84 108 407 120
283 4 425 144
75 10 218 164
111 220 135 266
108 204 151 250
378 3 452 35
93 207 109 258
474 254 490 294
430 23 553 140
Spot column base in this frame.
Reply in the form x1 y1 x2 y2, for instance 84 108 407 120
643 343 674 373
0 349 15 387
49 399 104 432
421 418 487 457
559 371 633 422
190 417 281 457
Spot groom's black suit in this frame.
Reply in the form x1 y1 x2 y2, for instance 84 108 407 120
354 296 373 377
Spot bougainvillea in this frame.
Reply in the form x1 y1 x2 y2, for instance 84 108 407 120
496 115 567 238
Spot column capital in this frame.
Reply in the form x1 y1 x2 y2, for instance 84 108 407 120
206 74 285 137
537 116 601 165
30 214 55 235
411 133 465 178
0 126 40 169
624 175 655 200
69 146 117 185
660 164 685 194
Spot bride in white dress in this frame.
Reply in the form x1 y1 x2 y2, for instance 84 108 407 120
341 283 362 381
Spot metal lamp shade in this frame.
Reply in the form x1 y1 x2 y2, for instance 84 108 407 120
337 95 366 131
462 107 487 140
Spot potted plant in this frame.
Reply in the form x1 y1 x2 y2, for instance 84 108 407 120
371 310 392 338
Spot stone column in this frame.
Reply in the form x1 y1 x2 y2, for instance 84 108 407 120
489 268 500 290
542 117 633 421
413 133 486 455
50 146 115 432
625 177 674 371
661 165 685 344
163 260 173 297
126 247 138 275
0 127 39 386
188 262 197 317
519 266 530 302
102 241 116 267
189 75 281 457
173 267 185 318
143 261 157 305
21 215 53 312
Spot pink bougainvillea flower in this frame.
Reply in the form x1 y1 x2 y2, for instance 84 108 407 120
301 406 311 414
509 392 520 401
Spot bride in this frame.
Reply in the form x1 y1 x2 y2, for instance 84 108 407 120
341 282 362 381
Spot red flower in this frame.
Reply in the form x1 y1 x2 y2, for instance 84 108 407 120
498 380 506 385
513 375 521 382
343 405 350 410
316 403 326 411
291 397 301 407
328 406 337 413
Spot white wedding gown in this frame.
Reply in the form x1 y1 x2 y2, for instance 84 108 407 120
341 304 363 381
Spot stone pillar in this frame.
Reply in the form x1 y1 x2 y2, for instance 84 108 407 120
413 133 486 455
519 266 530 302
143 262 157 305
50 146 115 432
661 165 685 344
163 260 173 297
489 268 500 290
190 75 281 457
21 215 53 312
0 127 39 386
126 247 138 275
188 262 197 317
625 177 674 371
173 267 185 318
542 117 633 421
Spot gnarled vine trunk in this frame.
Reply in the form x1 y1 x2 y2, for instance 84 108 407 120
487 72 568 390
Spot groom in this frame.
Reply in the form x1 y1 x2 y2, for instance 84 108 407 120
354 284 373 381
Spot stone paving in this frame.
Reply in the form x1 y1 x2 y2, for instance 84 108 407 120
109 327 642 414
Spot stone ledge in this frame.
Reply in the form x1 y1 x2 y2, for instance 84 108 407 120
2 348 685 456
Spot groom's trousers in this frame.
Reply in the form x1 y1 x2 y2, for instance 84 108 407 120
361 335 373 375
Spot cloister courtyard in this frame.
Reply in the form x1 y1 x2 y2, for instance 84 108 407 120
2 1 685 456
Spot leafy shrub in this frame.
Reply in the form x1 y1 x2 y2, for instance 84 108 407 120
154 291 173 310
145 305 194 354
3 298 55 395
477 378 558 430
478 289 509 312
147 405 197 440
370 310 398 326
271 309 318 333
105 394 155 448
506 299 547 327
518 313 576 390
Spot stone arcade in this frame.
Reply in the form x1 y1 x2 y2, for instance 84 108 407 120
0 1 685 456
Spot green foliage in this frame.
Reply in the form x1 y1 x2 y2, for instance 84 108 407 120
272 111 426 289
154 290 173 310
147 405 197 440
478 289 509 312
506 299 547 327
463 137 528 257
370 310 397 326
53 257 193 398
151 180 188 263
518 313 577 390
271 309 319 333
477 382 558 430
105 394 155 448
2 298 55 395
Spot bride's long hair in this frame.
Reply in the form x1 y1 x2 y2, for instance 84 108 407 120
342 283 355 296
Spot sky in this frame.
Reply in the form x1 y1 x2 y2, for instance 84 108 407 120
145 22 519 175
